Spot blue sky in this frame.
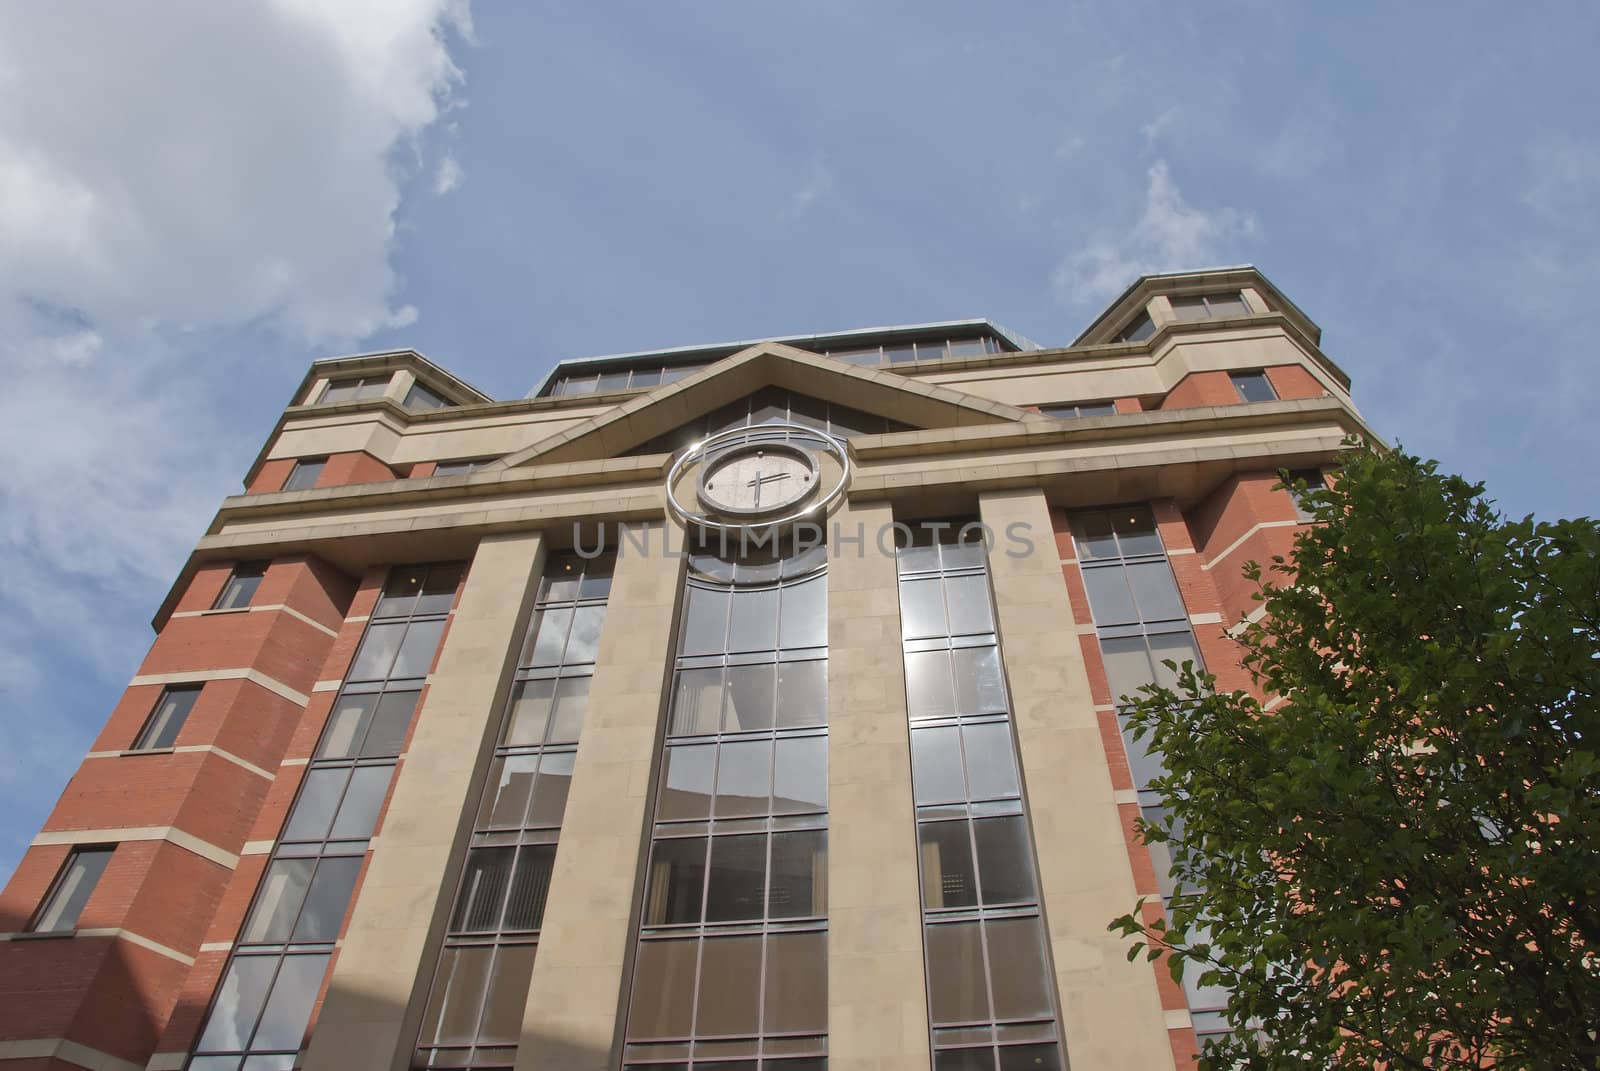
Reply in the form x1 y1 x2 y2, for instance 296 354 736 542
1 1 1597 881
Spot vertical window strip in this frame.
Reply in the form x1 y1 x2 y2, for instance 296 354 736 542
895 524 1066 1071
188 562 464 1071
623 542 830 1071
413 552 614 1071
1071 506 1227 1036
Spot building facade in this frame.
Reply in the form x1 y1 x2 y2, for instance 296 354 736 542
0 268 1370 1071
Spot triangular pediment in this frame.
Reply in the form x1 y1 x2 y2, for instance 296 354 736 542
494 343 1032 468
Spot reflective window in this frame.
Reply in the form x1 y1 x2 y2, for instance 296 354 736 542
625 540 829 1068
213 561 269 610
317 375 389 404
28 846 113 933
1229 370 1278 403
404 382 452 410
627 386 911 456
897 523 1064 1069
193 563 460 1068
132 684 202 751
1284 467 1325 522
282 457 326 492
1040 400 1117 419
416 553 613 1070
1115 311 1156 343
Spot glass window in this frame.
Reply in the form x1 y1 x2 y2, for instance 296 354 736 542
645 837 708 925
404 382 451 410
973 816 1036 905
29 846 114 932
912 726 966 806
390 618 446 679
1115 311 1156 342
1230 370 1278 403
1041 400 1117 419
695 935 763 1035
282 457 326 492
132 684 201 750
926 921 990 1023
659 744 716 821
1169 295 1210 321
433 458 491 476
629 940 698 1038
213 561 268 610
319 375 389 404
197 956 278 1050
763 931 827 1033
920 822 978 909
1285 467 1325 521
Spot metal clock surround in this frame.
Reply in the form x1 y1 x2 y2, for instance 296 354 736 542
666 422 851 534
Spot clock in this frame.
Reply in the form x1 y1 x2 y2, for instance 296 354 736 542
697 443 819 518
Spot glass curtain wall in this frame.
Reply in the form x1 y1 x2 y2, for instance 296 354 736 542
895 524 1065 1071
1070 506 1228 1037
413 553 615 1070
189 563 463 1071
623 541 830 1071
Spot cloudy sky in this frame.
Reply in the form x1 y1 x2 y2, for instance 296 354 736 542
1 2 1596 880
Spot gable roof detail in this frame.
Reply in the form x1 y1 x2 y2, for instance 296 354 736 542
491 342 1034 469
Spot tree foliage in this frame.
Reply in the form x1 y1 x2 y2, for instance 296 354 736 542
1110 444 1600 1070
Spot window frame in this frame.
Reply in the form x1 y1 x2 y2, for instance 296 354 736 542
212 561 270 611
1229 370 1278 404
282 457 328 492
131 684 203 752
316 375 391 405
1169 291 1251 322
403 382 451 411
1114 311 1156 343
1039 401 1117 420
27 846 115 933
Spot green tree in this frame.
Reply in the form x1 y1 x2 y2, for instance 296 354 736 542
1111 445 1600 1070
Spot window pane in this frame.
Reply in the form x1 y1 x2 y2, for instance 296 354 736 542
944 575 994 637
941 536 987 572
680 586 729 657
348 622 405 681
629 940 697 1039
897 538 940 575
292 856 362 942
283 459 325 491
578 555 614 599
778 575 826 649
1099 635 1154 707
138 686 200 750
919 821 977 909
361 690 419 756
215 565 267 610
197 956 277 1049
926 922 990 1024
704 833 767 922
905 650 956 720
775 660 827 729
1169 295 1208 321
935 1050 994 1071
912 726 965 806
480 755 537 829
250 952 329 1050
973 816 1035 905
962 722 1020 800
1125 561 1186 623
658 745 715 821
670 668 724 737
477 943 536 1044
772 736 827 813
1110 509 1163 557
505 679 555 746
547 676 591 743
727 587 778 654
416 564 463 615
986 917 1053 1019
376 566 426 618
317 693 376 759
329 764 392 840
999 1044 1063 1071
1117 710 1165 790
630 368 662 389
389 618 444 679
899 578 946 639
723 664 777 732
1080 567 1137 626
645 837 707 925
564 605 606 664
947 339 986 357
242 859 313 943
884 344 917 363
1074 512 1118 560
419 946 492 1045
714 738 772 817
503 845 556 929
952 647 1006 716
1207 292 1248 317
527 752 574 828
283 768 346 841
695 935 763 1036
525 607 572 667
763 931 827 1034
769 830 826 918
1231 371 1277 403
452 847 514 932
1148 632 1202 690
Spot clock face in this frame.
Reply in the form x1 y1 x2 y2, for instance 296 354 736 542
697 444 818 518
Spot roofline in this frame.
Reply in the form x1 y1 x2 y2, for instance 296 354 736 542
526 318 1041 397
1070 265 1321 347
304 348 495 404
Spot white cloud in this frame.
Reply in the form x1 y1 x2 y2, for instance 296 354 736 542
783 154 835 219
436 152 466 195
0 1 470 870
1054 160 1258 304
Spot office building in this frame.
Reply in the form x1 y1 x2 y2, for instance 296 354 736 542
0 267 1369 1071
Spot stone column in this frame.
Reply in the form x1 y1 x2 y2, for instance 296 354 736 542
826 501 931 1070
519 522 680 1071
306 530 548 1071
979 490 1176 1071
